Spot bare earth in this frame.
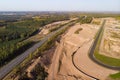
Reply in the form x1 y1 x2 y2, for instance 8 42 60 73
47 22 118 80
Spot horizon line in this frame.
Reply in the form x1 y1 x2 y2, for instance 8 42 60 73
0 11 120 13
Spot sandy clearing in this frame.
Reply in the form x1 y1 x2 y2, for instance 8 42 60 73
48 24 92 80
47 21 118 80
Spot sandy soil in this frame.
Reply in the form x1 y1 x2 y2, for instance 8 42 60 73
47 22 118 80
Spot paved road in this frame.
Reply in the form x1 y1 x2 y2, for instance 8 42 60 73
88 20 120 70
0 22 71 80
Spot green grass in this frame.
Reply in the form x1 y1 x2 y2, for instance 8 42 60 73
109 72 120 79
94 51 120 66
93 20 120 67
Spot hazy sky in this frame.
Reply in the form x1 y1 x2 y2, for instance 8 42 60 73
0 0 120 12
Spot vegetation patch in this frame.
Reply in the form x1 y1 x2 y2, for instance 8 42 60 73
111 32 120 39
115 26 120 29
94 51 120 66
74 28 83 34
92 20 101 25
78 16 93 24
109 72 120 79
116 16 120 20
19 63 48 80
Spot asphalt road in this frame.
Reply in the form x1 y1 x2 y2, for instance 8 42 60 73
0 23 70 80
88 20 120 70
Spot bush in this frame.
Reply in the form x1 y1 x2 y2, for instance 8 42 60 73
32 64 48 80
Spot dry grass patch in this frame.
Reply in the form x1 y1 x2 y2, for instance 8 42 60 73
74 28 83 34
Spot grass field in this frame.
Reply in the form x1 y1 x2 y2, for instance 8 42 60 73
94 51 120 66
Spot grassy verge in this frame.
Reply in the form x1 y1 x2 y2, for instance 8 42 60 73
109 72 120 79
94 51 120 66
94 20 120 67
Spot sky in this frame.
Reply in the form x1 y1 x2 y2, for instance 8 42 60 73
0 0 120 12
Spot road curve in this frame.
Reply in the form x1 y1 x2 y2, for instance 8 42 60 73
88 20 120 70
0 23 70 80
